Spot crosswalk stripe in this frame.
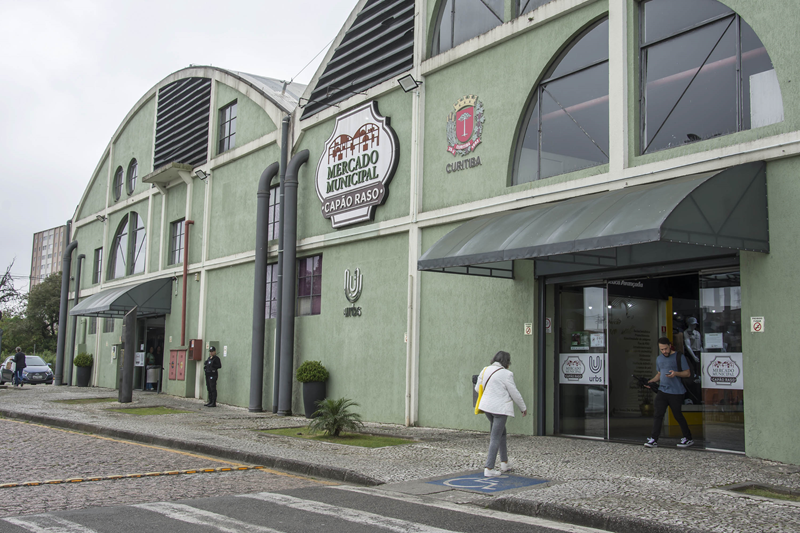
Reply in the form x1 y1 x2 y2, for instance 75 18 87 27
332 485 609 533
133 502 283 533
241 492 458 533
2 515 97 533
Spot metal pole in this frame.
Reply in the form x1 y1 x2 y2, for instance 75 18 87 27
273 115 290 413
66 254 85 385
119 306 137 403
277 149 309 416
537 276 547 436
249 162 279 412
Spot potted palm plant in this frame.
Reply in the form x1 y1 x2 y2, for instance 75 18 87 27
296 360 329 418
74 353 93 387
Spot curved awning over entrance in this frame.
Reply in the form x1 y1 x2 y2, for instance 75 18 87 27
69 277 173 318
418 162 767 277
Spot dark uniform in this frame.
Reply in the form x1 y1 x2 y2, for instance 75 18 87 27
204 346 221 407
13 348 26 387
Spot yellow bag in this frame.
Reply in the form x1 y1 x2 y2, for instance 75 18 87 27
474 367 498 415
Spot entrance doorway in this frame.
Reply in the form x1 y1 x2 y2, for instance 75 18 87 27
556 270 744 452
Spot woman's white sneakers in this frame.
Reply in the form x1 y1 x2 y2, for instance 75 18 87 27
484 468 502 477
500 461 512 473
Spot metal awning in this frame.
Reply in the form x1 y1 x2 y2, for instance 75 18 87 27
418 162 768 277
69 277 173 318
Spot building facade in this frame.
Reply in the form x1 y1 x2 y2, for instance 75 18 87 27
65 0 800 466
30 225 66 288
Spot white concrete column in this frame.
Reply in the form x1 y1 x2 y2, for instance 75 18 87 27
608 0 628 175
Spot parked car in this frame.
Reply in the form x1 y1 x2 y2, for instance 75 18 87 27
0 355 54 385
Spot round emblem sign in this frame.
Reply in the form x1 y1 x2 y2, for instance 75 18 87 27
447 94 484 157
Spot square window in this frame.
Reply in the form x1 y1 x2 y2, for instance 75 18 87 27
88 317 97 335
93 247 103 284
103 318 115 333
265 263 278 319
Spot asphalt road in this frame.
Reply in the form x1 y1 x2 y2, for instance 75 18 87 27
0 418 604 533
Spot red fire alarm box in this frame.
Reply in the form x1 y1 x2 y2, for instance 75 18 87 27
168 350 177 380
188 339 203 361
176 350 187 381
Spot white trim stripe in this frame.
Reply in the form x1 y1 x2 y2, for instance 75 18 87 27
134 502 281 532
2 516 97 533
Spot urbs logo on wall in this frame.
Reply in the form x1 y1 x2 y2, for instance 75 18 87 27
315 101 399 229
446 94 484 157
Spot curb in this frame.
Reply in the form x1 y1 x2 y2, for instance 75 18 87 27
488 496 709 533
0 408 382 488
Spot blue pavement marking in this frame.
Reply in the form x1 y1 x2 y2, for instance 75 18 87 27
426 473 548 493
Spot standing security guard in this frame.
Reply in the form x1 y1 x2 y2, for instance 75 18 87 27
204 346 221 407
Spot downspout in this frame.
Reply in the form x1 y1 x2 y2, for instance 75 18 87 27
55 219 76 386
277 149 309 416
249 162 279 412
273 115 290 413
181 220 195 346
66 254 85 385
537 276 546 436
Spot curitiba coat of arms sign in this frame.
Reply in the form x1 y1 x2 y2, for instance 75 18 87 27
446 94 484 156
315 101 399 229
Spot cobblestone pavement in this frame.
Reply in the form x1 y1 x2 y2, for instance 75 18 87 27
0 418 328 518
1 385 799 533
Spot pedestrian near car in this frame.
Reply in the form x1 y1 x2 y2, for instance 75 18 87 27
203 346 221 407
474 350 527 477
644 337 693 448
13 347 26 387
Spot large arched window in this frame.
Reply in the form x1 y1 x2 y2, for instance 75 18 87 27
433 0 504 56
513 18 609 185
108 212 146 280
640 0 782 154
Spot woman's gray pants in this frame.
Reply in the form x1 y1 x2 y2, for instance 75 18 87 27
485 412 508 469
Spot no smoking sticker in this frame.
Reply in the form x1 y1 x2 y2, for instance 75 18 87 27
751 316 764 333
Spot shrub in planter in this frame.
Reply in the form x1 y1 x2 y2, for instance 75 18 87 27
296 361 329 418
74 353 93 387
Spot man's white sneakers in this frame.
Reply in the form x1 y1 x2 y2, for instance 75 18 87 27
500 461 512 473
484 468 502 477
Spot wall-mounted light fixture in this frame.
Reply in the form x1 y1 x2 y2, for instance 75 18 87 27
397 74 423 93
194 169 210 181
96 214 107 222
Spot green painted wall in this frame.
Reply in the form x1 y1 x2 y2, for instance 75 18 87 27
214 82 276 155
421 1 608 212
418 223 536 434
163 183 187 267
149 194 163 273
202 262 276 407
77 155 110 219
287 233 409 422
294 90 412 239
111 97 156 200
72 221 106 288
207 145 281 260
739 157 800 465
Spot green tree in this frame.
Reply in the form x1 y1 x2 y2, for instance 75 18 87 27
25 272 62 353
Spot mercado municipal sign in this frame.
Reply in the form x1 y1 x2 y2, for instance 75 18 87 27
315 101 399 228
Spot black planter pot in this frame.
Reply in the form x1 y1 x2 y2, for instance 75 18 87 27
76 366 92 387
302 381 327 418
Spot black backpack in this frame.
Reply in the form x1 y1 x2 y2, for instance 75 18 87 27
676 353 700 402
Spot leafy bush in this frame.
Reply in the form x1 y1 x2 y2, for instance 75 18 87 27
308 397 364 437
37 350 56 368
295 360 329 383
73 353 93 367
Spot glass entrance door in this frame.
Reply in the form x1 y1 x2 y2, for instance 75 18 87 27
558 284 608 438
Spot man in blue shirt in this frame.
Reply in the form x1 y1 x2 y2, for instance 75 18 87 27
644 337 693 448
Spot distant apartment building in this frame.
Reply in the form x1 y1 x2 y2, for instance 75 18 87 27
30 225 66 288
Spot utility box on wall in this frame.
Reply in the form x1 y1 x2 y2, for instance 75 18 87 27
188 339 203 361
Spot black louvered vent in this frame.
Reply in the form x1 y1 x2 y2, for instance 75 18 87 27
300 0 414 120
153 77 212 169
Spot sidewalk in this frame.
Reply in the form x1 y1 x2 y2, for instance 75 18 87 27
0 385 797 533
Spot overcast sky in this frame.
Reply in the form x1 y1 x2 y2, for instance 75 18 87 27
0 0 357 296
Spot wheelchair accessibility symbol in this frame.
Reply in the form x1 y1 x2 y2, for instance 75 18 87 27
427 473 548 493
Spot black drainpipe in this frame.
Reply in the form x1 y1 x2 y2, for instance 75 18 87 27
277 149 309 416
55 220 77 386
66 254 85 386
273 115 290 413
537 276 546 435
249 162 279 412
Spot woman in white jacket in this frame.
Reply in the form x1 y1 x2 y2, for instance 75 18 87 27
475 351 527 477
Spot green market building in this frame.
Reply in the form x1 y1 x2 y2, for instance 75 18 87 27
62 0 800 465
